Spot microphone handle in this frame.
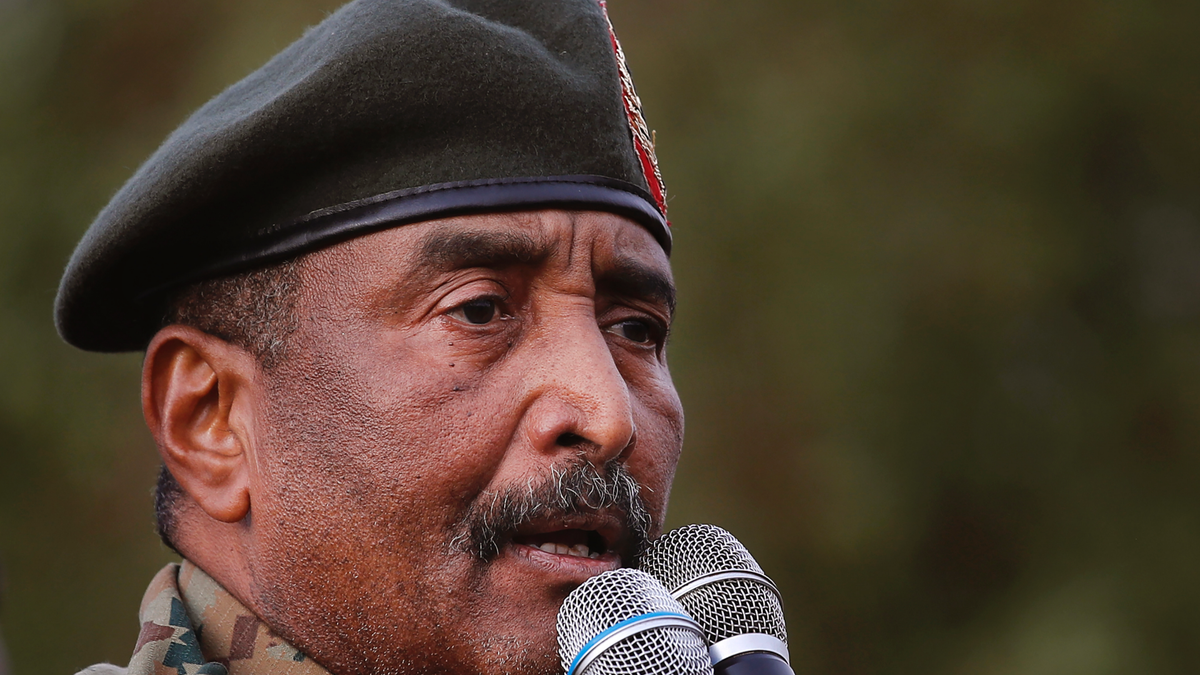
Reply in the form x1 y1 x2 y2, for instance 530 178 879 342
714 651 796 675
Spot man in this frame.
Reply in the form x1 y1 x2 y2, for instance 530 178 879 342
57 1 683 674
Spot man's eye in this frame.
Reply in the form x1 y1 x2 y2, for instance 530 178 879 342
452 298 499 325
609 319 654 344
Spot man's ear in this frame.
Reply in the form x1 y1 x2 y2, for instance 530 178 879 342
143 325 259 523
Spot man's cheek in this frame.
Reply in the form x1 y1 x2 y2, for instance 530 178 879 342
285 363 519 529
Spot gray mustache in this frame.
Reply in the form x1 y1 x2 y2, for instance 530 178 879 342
453 456 652 562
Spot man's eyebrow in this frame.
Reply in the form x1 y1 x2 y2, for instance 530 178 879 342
417 229 549 270
597 259 677 317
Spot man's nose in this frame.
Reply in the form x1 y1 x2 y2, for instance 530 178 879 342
519 314 635 463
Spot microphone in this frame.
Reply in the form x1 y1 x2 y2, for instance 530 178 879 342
639 524 794 675
557 568 714 675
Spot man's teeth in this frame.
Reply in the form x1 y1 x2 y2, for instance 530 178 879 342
536 542 602 559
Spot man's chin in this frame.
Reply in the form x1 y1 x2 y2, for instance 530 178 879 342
460 542 623 675
468 634 561 675
462 599 561 675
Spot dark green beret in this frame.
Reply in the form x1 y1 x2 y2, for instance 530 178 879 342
55 0 669 352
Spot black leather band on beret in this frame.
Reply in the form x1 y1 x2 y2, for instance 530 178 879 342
168 175 671 298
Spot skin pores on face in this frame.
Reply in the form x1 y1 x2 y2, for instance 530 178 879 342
232 210 684 675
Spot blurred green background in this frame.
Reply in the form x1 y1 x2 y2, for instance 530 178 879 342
2 0 1199 672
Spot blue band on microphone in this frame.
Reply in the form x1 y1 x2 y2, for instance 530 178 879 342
567 611 693 675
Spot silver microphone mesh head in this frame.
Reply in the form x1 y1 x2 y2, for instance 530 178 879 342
639 524 788 645
557 568 713 675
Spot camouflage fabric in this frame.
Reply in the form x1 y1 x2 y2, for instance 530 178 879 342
78 561 330 675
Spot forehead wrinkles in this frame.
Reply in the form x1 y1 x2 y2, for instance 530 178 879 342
416 219 557 270
415 211 613 286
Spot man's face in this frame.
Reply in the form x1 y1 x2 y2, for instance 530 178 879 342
239 210 684 674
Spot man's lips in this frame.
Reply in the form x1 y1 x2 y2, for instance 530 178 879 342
508 513 627 566
508 540 622 578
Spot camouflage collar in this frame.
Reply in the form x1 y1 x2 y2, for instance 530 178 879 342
121 561 332 675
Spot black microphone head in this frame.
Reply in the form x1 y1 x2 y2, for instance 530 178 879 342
638 524 788 649
557 568 714 675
